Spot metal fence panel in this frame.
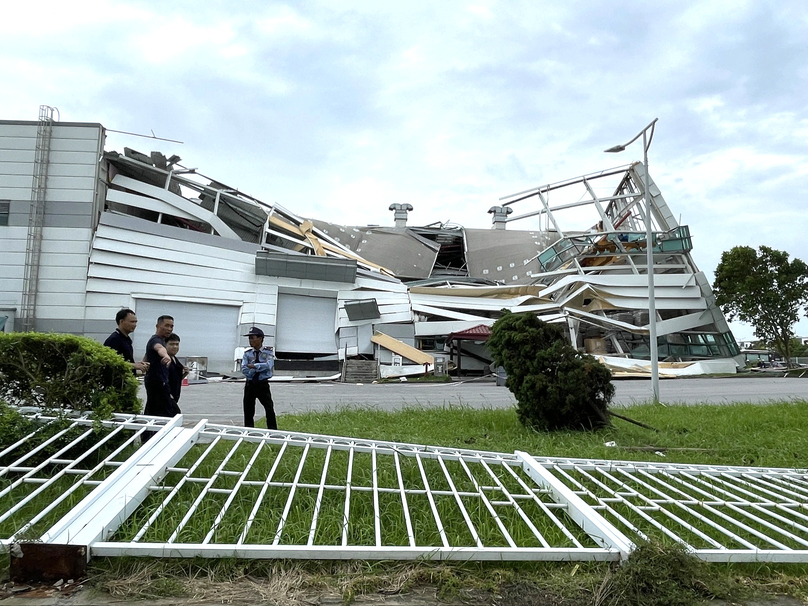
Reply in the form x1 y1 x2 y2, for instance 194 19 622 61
4 410 808 564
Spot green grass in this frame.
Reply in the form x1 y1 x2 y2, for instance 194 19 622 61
94 399 808 605
276 399 808 469
0 417 136 541
14 400 808 603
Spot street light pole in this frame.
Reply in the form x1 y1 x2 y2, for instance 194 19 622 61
605 118 660 403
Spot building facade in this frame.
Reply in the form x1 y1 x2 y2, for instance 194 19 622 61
0 113 740 376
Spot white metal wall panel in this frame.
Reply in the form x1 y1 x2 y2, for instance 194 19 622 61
0 162 41 175
0 123 39 137
540 273 698 297
338 324 373 356
409 293 536 310
35 306 86 319
86 220 276 338
132 299 241 374
355 276 408 293
111 175 240 240
0 225 28 299
91 223 253 266
89 249 257 285
238 283 279 329
0 279 24 295
0 120 99 332
336 289 412 329
0 150 34 162
276 293 337 354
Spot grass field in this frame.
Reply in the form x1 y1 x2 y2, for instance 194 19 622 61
278 399 808 469
86 399 808 605
7 399 808 604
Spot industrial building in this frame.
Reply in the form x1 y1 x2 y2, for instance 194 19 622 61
0 109 741 378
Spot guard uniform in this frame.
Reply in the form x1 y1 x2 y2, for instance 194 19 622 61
241 328 276 429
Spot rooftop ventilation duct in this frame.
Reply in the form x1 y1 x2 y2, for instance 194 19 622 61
488 205 513 230
389 203 413 228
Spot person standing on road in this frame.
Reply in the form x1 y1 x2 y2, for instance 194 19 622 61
241 327 277 429
103 308 149 374
166 333 188 404
144 315 180 422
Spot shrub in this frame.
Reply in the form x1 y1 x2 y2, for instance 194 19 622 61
0 400 40 449
488 311 613 431
596 541 731 606
0 332 140 418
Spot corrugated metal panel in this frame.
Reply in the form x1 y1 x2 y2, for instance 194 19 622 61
111 175 240 240
133 299 241 374
336 290 412 328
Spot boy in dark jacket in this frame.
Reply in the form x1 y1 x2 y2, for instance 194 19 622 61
166 333 188 404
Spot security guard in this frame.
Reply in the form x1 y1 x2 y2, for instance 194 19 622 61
240 327 277 429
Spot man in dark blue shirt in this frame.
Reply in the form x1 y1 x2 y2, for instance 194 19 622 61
143 315 180 420
103 308 149 374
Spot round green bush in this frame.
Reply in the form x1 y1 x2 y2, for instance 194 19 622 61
0 332 141 417
488 312 614 431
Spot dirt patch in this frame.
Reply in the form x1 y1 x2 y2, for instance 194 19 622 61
494 581 591 606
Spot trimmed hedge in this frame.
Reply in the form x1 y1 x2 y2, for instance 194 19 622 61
0 400 40 449
488 311 614 431
0 332 141 417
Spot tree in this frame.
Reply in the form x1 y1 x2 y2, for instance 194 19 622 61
713 246 808 367
791 338 808 359
488 311 614 431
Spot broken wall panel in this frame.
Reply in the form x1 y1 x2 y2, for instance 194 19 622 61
464 228 557 283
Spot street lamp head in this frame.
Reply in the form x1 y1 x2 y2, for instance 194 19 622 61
604 145 625 153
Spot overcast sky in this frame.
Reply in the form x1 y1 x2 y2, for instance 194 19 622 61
3 0 807 341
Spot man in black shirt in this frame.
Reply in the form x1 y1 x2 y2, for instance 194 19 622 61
103 309 149 374
143 315 180 420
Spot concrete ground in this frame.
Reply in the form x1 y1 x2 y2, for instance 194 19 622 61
150 375 808 427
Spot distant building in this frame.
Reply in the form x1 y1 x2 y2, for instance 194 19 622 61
0 110 741 377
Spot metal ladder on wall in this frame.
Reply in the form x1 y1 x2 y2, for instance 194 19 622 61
20 105 58 332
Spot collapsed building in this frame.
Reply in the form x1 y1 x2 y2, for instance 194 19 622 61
0 111 741 378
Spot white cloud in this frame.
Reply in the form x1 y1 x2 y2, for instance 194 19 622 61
1 0 807 305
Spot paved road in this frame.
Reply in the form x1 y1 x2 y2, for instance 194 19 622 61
141 376 808 426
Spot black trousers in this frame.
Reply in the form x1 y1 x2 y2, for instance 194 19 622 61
243 379 277 429
144 380 181 417
143 379 181 442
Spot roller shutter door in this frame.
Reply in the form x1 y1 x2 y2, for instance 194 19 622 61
275 294 337 354
132 299 240 374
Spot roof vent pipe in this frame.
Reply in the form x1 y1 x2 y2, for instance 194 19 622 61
389 203 413 228
488 205 513 230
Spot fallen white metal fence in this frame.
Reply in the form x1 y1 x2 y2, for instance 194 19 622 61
4 408 808 570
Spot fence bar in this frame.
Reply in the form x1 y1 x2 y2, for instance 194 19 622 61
42 416 194 546
517 452 632 558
